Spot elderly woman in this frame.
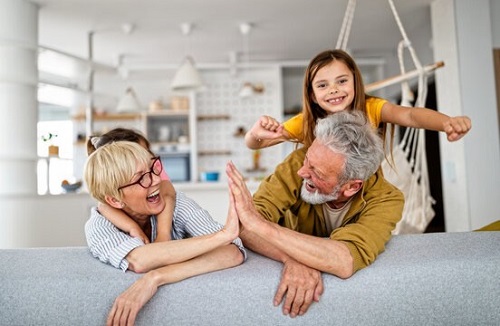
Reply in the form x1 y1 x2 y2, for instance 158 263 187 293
84 141 245 326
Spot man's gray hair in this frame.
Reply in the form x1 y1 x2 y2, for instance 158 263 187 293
314 111 384 182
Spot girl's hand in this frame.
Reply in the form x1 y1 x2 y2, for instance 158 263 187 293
249 115 285 141
443 116 472 141
259 115 281 132
129 226 150 244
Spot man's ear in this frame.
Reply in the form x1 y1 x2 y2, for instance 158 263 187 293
342 180 363 198
104 195 123 209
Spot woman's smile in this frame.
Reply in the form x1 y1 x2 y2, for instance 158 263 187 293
147 189 161 203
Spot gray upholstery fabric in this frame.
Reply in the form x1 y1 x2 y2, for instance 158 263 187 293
0 232 499 326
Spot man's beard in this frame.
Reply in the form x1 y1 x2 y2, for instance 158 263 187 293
300 179 341 205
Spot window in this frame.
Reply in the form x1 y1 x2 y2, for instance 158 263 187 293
37 103 75 195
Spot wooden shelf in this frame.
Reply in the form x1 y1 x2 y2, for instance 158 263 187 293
245 167 267 173
72 112 142 121
146 110 189 117
198 150 232 156
197 114 230 121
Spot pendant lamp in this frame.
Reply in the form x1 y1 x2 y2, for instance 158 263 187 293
171 23 204 91
238 23 264 98
171 56 203 91
239 82 254 98
116 87 142 113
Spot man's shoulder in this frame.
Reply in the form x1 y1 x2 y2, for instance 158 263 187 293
363 169 404 199
281 146 307 165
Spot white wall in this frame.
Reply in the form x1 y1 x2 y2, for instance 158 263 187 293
432 0 500 231
491 0 500 47
0 182 260 249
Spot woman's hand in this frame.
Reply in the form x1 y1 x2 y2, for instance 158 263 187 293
221 178 240 243
106 273 158 326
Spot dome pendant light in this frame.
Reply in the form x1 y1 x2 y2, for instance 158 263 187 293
171 23 204 91
116 87 142 113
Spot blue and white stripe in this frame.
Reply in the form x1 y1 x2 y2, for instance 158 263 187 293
85 191 246 272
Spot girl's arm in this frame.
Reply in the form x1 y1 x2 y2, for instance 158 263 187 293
97 203 150 244
380 102 472 141
154 180 176 242
245 115 291 149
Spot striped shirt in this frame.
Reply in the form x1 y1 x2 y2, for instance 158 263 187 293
85 191 246 271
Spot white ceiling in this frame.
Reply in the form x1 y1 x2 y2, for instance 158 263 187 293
33 0 435 68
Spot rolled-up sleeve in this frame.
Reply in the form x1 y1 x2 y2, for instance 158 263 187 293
85 207 145 271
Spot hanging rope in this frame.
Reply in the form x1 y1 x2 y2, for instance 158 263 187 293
335 0 356 50
334 0 439 233
384 0 436 234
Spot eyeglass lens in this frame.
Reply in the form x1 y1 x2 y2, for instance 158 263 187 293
138 158 162 188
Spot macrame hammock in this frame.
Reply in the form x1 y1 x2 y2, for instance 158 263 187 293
336 0 440 234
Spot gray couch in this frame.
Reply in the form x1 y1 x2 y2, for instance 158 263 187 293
1 232 499 326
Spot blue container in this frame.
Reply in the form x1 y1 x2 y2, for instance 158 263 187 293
201 171 219 182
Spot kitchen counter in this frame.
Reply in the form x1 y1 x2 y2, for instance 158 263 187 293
0 180 261 249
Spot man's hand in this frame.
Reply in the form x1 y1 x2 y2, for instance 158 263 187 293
275 259 324 318
107 274 158 326
226 161 261 231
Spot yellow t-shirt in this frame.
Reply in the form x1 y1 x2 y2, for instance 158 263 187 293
283 97 387 142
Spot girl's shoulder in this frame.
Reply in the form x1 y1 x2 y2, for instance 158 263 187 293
366 96 388 107
365 96 388 128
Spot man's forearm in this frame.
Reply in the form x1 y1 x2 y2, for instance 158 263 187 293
249 217 354 278
240 226 292 263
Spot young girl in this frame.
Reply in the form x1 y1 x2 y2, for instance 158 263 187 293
87 128 175 243
245 49 471 150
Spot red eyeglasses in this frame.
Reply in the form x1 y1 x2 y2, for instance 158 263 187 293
117 157 162 191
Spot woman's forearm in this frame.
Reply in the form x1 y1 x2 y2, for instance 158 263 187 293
126 229 236 273
150 244 243 285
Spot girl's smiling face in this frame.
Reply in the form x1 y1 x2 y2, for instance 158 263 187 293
310 60 355 114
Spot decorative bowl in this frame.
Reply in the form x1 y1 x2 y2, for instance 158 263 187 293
200 171 219 182
61 180 82 192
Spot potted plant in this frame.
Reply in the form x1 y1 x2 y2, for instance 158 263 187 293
41 132 59 157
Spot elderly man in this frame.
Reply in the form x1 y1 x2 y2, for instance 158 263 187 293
226 110 404 318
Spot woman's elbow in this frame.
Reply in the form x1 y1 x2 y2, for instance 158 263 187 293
126 248 152 273
230 246 245 267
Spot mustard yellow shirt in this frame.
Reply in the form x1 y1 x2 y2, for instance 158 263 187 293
283 97 387 141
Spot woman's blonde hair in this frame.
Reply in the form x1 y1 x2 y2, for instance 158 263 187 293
84 141 153 203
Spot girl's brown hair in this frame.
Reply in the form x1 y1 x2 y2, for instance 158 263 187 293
301 49 368 148
86 128 152 156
